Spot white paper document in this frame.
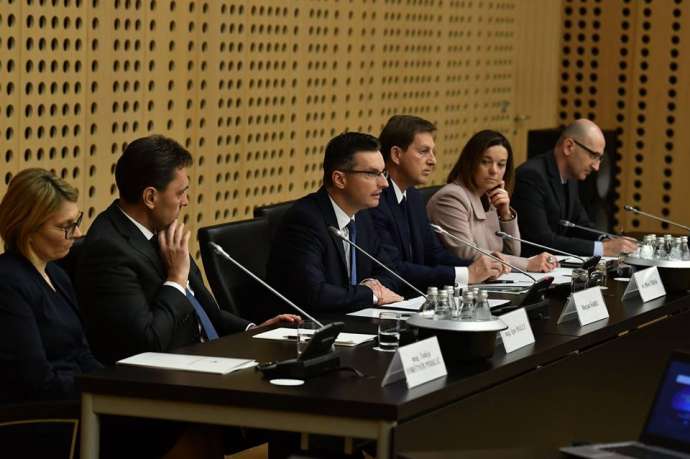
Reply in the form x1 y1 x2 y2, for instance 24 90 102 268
117 352 256 375
252 327 375 347
380 296 427 311
348 299 510 318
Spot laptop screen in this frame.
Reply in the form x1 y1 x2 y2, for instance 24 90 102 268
641 352 690 452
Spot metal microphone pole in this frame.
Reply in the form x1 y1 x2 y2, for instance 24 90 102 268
623 205 690 232
559 219 639 242
209 242 324 327
430 224 537 282
495 231 585 262
328 227 427 299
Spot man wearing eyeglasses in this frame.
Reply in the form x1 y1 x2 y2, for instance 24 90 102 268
267 131 404 313
512 119 638 257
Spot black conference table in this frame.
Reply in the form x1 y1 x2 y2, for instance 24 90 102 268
79 279 690 458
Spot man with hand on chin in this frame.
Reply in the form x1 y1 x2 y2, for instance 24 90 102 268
370 115 508 296
267 132 403 313
76 135 299 365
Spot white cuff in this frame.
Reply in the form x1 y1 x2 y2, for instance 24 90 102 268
454 267 469 287
593 241 603 257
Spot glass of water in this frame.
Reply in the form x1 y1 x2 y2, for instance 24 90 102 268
374 312 400 352
296 320 319 356
571 268 589 293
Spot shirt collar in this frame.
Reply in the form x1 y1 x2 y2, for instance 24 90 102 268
390 178 407 204
327 194 355 230
118 206 155 240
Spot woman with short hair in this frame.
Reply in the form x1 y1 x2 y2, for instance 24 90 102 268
427 130 557 272
0 168 99 402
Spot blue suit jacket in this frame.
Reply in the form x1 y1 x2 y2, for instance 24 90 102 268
370 184 471 295
0 251 101 403
267 187 401 313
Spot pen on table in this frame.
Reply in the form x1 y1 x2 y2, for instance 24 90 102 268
484 280 515 284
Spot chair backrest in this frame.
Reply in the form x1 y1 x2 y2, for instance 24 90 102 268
417 185 442 206
198 218 273 323
0 400 79 459
253 201 294 241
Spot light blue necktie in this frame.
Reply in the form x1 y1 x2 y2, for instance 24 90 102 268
347 220 357 285
186 289 219 341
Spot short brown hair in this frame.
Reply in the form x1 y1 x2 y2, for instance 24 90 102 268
447 130 514 192
0 168 79 257
379 115 436 163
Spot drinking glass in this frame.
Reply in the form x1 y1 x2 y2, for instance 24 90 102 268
571 268 589 293
296 320 319 356
374 312 400 352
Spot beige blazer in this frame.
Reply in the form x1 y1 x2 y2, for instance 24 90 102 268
426 181 531 271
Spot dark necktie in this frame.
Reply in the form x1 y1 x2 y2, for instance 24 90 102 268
186 289 219 341
399 196 413 259
346 220 357 285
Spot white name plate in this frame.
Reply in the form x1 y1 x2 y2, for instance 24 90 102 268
498 308 535 353
557 287 609 326
622 266 666 303
381 336 447 389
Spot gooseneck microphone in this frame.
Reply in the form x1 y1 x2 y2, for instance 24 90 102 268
624 205 690 232
430 224 537 282
328 226 427 299
209 242 324 327
559 219 639 242
495 231 601 270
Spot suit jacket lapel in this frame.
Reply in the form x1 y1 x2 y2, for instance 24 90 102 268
384 186 411 259
105 202 166 278
545 152 566 218
315 188 348 274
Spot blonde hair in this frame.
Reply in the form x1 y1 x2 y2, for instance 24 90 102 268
0 168 79 257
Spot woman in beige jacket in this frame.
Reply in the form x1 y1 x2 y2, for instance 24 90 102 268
427 130 557 272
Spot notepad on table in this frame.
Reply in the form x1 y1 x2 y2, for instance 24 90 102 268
117 352 256 375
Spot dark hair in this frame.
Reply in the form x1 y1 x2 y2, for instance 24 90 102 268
115 135 193 204
447 130 514 192
379 115 436 162
322 132 381 187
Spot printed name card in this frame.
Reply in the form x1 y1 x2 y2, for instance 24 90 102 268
498 308 535 353
381 337 447 389
622 266 666 303
557 287 609 326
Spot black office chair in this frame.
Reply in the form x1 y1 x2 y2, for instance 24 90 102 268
417 185 442 206
198 218 275 323
0 400 80 459
254 201 294 241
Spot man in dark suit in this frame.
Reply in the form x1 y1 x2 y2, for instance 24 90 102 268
512 119 638 257
76 135 298 364
267 132 403 313
371 115 505 295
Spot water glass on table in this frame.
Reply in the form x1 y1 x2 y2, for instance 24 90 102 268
296 320 319 356
571 268 589 293
375 311 401 352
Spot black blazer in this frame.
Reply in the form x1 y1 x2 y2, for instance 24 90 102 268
0 251 101 403
512 151 598 256
370 184 470 295
266 187 401 313
76 201 250 364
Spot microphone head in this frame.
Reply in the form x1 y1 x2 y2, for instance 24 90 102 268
495 231 508 238
328 226 345 238
624 205 637 212
429 223 444 234
559 219 574 227
209 242 222 253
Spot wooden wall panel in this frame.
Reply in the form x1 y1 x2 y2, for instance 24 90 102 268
559 0 690 234
1 0 561 263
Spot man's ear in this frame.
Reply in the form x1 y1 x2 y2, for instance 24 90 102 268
390 146 404 165
142 186 157 210
331 170 347 190
562 138 574 157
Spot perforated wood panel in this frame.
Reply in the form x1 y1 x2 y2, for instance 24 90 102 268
559 0 690 233
1 0 561 262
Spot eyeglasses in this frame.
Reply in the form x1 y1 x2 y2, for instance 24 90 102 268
342 169 387 180
571 138 604 163
58 211 84 240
